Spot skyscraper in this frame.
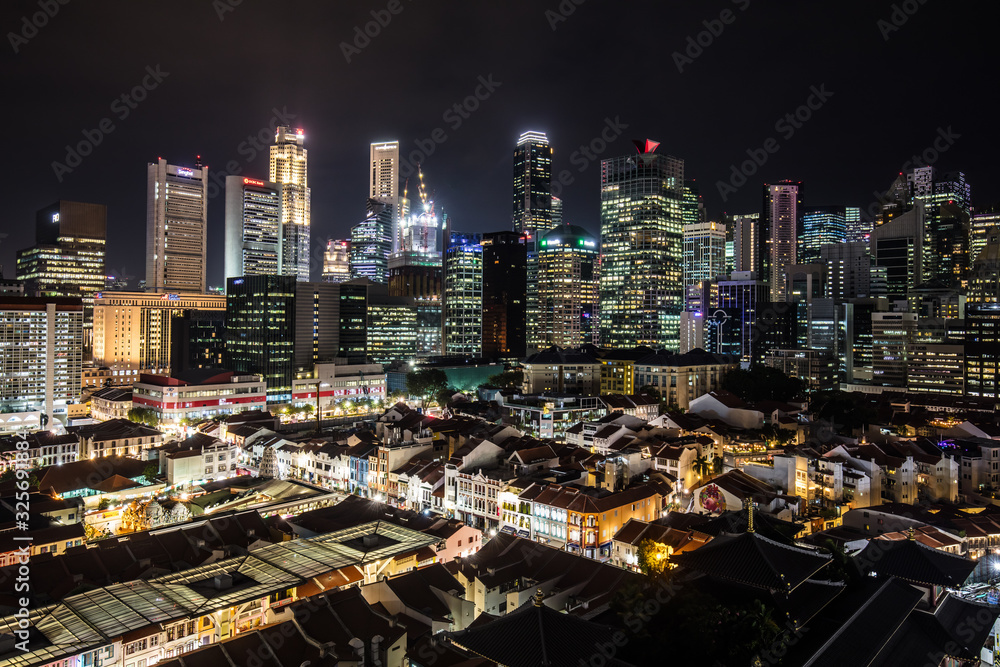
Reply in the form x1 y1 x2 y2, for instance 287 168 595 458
799 205 846 264
224 176 282 281
536 225 599 349
551 196 564 228
16 200 106 344
146 158 208 293
225 275 296 403
322 239 351 283
599 140 684 349
443 228 483 356
270 126 310 281
763 181 801 302
350 199 393 284
370 141 400 250
513 131 553 350
682 221 726 312
482 231 527 361
731 213 760 274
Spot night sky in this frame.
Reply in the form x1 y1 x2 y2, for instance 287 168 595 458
1 0 997 287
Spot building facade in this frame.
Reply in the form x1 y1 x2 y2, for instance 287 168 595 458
270 126 311 281
146 158 209 293
599 143 685 349
224 176 282 280
93 291 227 383
536 225 599 349
0 298 83 420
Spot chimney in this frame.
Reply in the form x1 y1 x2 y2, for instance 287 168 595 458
348 637 365 659
371 634 384 665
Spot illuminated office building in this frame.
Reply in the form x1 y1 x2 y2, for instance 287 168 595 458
763 181 801 302
513 131 553 349
599 140 684 349
146 158 208 293
370 140 400 247
551 196 563 228
270 126 311 281
799 205 847 264
93 291 227 384
971 206 1000 263
536 225 599 349
323 239 352 283
682 221 726 312
443 229 483 356
224 176 282 280
16 200 106 345
225 275 340 403
966 303 1000 398
350 198 393 284
844 206 867 243
871 312 917 388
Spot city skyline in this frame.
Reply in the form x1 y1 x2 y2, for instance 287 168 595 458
2 2 997 287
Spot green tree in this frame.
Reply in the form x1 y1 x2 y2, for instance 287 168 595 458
636 538 672 578
810 390 877 433
486 369 524 389
128 407 159 427
406 368 449 401
97 497 110 511
142 463 159 481
638 385 661 401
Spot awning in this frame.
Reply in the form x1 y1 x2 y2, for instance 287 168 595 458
500 526 516 535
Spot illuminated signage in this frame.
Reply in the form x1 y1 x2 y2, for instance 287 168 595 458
52 213 60 223
160 293 179 300
176 168 194 177
243 178 265 187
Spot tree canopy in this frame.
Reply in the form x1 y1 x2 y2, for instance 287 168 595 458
721 366 804 403
406 368 449 400
486 369 523 389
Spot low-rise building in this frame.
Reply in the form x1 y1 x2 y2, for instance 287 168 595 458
69 418 163 459
88 386 133 421
633 348 739 410
502 393 605 441
521 345 601 395
133 369 267 425
161 433 240 486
